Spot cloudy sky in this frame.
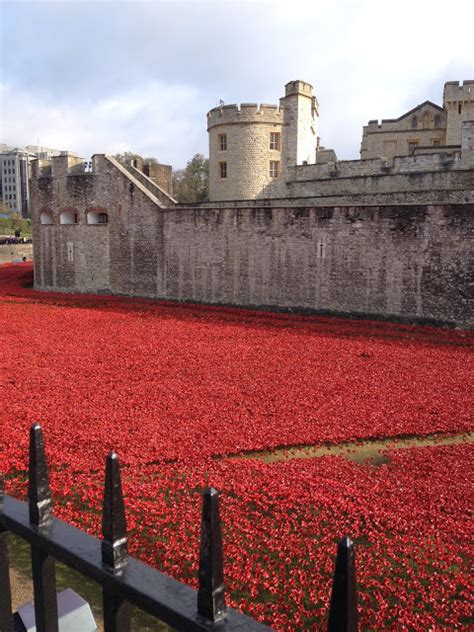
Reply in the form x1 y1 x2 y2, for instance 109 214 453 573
1 0 473 168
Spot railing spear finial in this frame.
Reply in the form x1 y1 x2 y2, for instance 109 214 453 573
28 423 59 632
197 487 226 622
102 451 128 570
101 452 130 631
328 535 358 632
29 422 53 528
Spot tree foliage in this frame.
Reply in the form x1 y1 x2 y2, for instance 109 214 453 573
113 151 160 167
173 154 209 203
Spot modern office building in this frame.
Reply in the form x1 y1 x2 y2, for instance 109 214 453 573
0 144 78 216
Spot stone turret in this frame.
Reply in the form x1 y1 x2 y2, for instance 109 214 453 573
280 80 319 170
207 80 319 201
207 102 284 201
443 80 474 145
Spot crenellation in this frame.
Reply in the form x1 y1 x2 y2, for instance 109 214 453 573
285 80 313 97
207 102 283 129
443 80 474 103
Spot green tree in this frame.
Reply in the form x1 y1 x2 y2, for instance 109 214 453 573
113 151 160 167
173 154 209 203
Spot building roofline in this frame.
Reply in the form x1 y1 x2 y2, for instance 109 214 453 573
380 100 443 123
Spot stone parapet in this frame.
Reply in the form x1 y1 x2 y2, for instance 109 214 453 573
207 103 283 129
443 80 474 104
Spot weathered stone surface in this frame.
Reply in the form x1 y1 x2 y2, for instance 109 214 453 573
31 154 473 327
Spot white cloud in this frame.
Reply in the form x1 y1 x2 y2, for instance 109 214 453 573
0 80 208 167
1 0 473 165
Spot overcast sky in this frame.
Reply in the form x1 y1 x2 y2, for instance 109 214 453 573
1 0 473 168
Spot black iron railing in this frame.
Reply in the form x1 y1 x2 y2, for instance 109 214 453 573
0 424 358 631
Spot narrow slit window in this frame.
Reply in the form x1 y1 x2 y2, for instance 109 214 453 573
218 134 227 151
67 242 74 262
219 162 227 179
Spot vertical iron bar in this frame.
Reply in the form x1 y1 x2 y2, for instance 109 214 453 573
197 487 226 622
328 536 358 632
29 423 59 632
102 452 130 632
0 473 13 632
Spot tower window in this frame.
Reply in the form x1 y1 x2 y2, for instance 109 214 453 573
422 112 430 129
458 103 462 114
87 209 109 224
269 161 280 178
269 132 281 151
218 134 227 151
411 116 418 129
40 211 53 225
60 210 78 225
219 162 227 178
434 114 442 128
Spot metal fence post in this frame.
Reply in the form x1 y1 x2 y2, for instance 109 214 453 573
197 487 226 622
102 452 130 632
328 536 358 632
29 423 59 632
0 473 13 632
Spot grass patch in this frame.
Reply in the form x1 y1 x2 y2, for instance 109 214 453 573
232 431 474 465
9 534 171 632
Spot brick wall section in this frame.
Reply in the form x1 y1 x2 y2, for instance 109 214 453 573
30 155 473 327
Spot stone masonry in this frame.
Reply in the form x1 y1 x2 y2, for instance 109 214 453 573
31 151 473 327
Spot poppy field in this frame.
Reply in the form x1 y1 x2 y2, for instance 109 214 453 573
1 263 473 630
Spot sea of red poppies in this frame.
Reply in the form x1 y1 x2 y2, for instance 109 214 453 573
1 263 473 630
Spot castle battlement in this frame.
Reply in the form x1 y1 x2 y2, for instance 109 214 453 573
443 80 474 104
31 153 100 178
284 80 313 97
207 102 283 128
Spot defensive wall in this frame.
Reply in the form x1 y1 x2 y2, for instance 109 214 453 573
31 154 473 327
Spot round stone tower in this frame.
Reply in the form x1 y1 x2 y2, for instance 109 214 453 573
207 102 284 201
207 81 319 202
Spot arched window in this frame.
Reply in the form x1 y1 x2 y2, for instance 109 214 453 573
60 210 78 225
40 211 53 225
411 116 418 129
422 112 430 129
434 114 442 129
86 208 108 224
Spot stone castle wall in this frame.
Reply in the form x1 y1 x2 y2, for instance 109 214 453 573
31 155 473 327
